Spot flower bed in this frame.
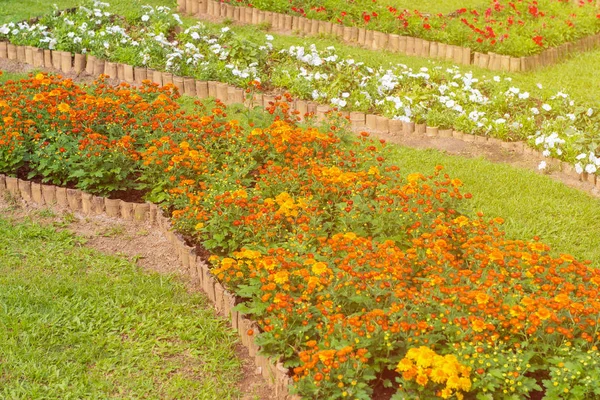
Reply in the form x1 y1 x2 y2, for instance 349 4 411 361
209 0 600 57
180 0 600 72
2 1 600 179
2 71 600 399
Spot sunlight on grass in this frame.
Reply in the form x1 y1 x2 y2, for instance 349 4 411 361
0 216 242 399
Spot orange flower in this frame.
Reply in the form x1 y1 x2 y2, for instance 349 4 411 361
471 319 486 332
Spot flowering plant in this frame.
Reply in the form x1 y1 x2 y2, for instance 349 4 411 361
2 72 600 399
222 0 600 56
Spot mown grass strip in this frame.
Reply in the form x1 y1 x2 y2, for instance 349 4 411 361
0 212 243 400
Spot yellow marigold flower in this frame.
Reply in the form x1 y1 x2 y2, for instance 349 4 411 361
396 358 414 372
446 375 461 390
458 377 472 391
317 350 336 364
475 292 491 305
471 319 486 332
35 73 45 80
343 232 357 240
367 165 380 176
311 262 329 276
536 306 552 320
415 374 429 386
450 178 462 187
430 367 448 384
57 103 71 113
259 257 276 271
407 173 423 183
273 270 289 284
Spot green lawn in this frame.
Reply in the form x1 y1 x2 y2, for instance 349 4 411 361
0 0 176 23
0 212 243 399
387 146 600 266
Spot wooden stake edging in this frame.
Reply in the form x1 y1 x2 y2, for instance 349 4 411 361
0 173 299 399
176 1 600 71
0 43 597 216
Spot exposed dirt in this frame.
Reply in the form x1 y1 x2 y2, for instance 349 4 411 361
0 195 275 400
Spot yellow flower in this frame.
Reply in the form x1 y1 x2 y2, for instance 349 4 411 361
57 103 71 113
273 270 289 284
236 249 261 259
471 319 486 332
396 358 414 372
475 292 491 305
430 367 448 383
415 374 428 386
311 262 329 276
259 257 276 271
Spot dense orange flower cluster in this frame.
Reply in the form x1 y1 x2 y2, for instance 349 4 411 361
2 73 598 399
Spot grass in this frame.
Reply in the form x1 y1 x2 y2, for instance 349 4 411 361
0 212 244 399
0 0 177 24
386 146 600 266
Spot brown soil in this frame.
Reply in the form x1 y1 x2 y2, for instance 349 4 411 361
0 195 275 400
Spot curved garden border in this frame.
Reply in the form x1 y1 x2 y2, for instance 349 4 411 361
0 42 597 194
176 0 600 72
0 173 300 400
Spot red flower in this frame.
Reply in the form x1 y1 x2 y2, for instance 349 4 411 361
423 23 431 30
363 13 371 23
532 35 544 46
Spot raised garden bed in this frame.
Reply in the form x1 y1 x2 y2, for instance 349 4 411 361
1 71 600 399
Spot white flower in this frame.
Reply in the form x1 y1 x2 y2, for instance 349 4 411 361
586 164 597 174
537 83 543 89
493 76 501 82
538 161 547 170
531 107 539 115
141 14 150 22
341 92 350 98
575 163 583 174
541 104 551 112
576 153 587 160
518 92 529 100
331 98 347 108
542 150 550 157
221 27 230 33
587 108 594 117
265 34 273 41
